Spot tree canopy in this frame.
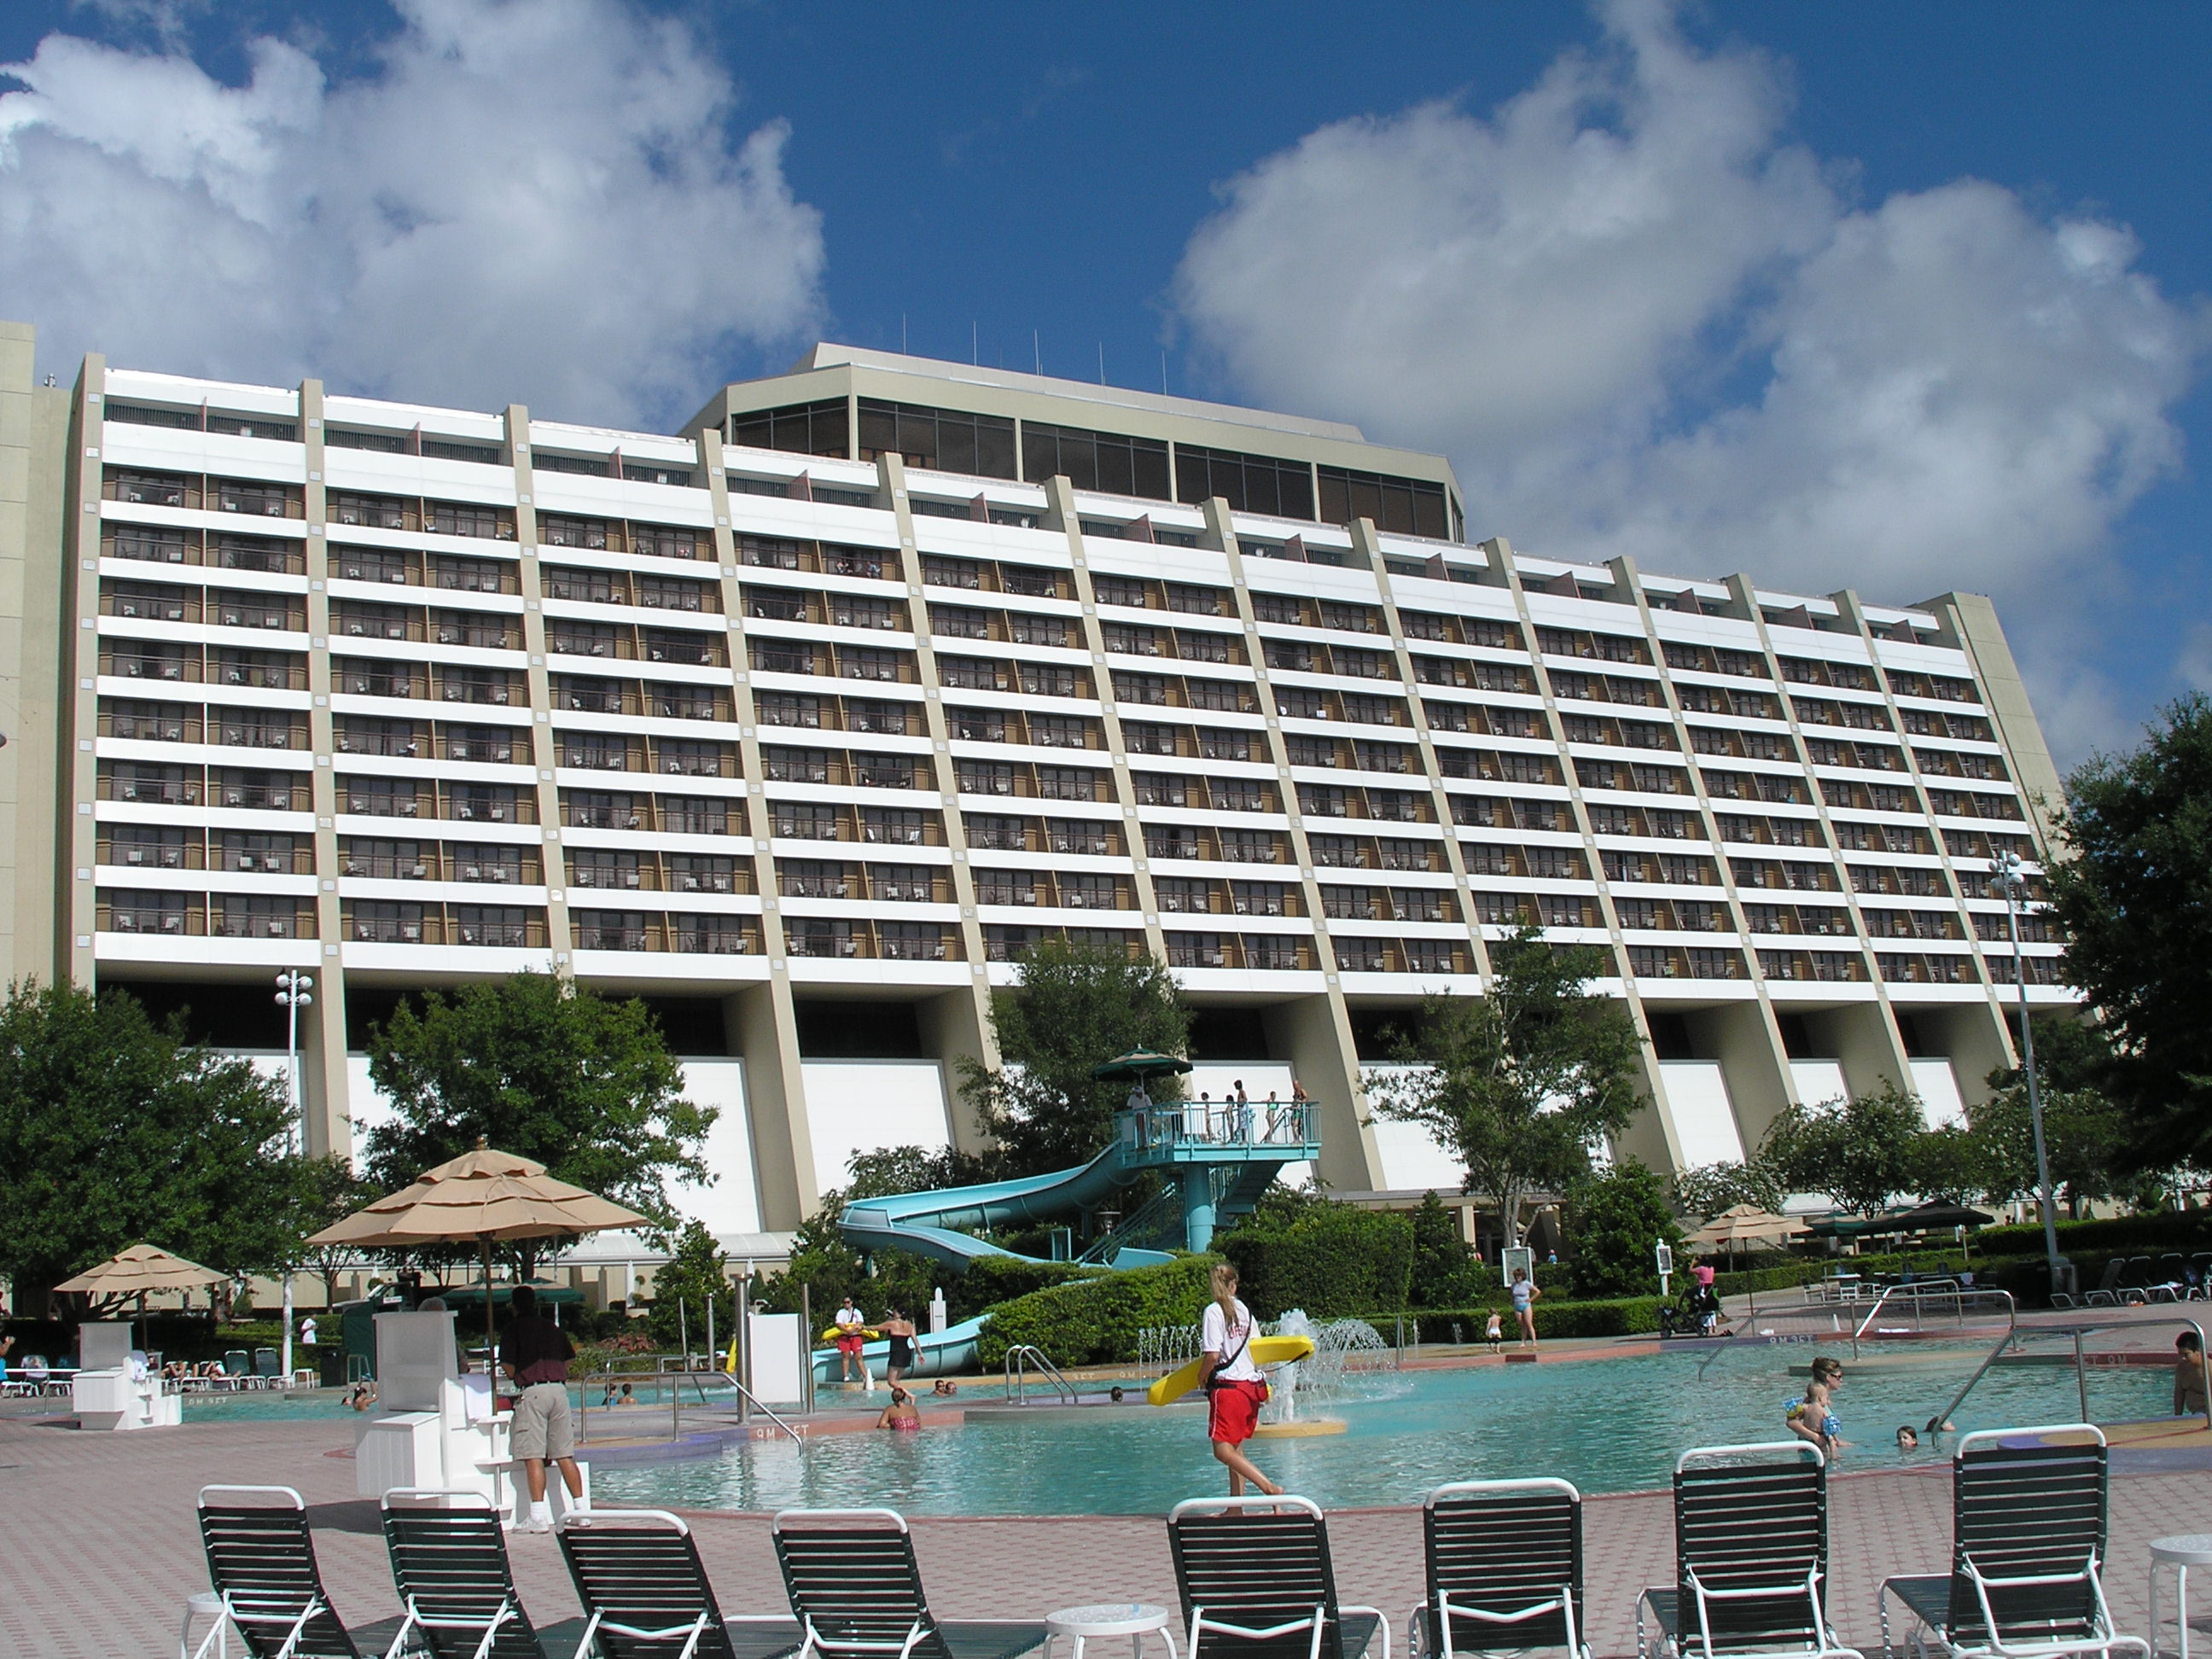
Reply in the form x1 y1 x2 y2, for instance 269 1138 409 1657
1758 1083 1930 1215
1564 1160 1683 1297
957 938 1190 1175
362 973 713 1263
0 981 300 1308
1366 927 1644 1245
2047 693 2212 1171
645 1219 737 1350
1672 1159 1786 1221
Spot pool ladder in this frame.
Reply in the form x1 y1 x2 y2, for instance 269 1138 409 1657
1002 1345 1079 1406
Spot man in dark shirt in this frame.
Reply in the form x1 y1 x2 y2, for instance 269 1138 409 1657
499 1286 586 1530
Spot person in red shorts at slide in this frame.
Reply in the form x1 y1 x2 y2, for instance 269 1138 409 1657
1200 1261 1280 1496
832 1296 869 1384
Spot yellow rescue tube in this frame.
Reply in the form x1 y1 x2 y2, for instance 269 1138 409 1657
820 1326 882 1341
1147 1334 1316 1406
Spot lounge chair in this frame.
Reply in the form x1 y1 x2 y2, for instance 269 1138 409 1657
1167 1494 1390 1659
771 1507 1047 1659
196 1484 365 1658
1636 1442 1858 1659
2078 1263 2126 1310
1877 1425 2147 1659
1409 1479 1587 1659
255 1348 283 1386
224 1349 256 1389
558 1506 797 1659
381 1489 550 1659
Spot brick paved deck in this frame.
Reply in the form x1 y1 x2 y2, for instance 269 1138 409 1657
6 1401 2209 1659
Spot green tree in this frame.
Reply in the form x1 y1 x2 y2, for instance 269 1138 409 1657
1672 1160 1786 1220
279 1155 382 1308
1760 1083 1929 1215
2046 694 2212 1171
957 938 1190 1175
646 1219 738 1351
0 981 300 1311
1406 1190 1474 1308
1564 1160 1683 1297
1908 1125 1988 1205
1366 927 1644 1246
363 972 713 1275
1965 1079 2127 1215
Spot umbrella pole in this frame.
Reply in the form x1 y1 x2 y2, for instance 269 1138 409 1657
481 1235 497 1348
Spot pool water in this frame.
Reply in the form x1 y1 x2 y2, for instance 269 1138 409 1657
592 1344 2176 1516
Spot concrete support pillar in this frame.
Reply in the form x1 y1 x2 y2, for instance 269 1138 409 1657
1806 1002 1912 1099
916 985 998 1155
1263 993 1382 1191
725 981 815 1228
1701 1000 1801 1154
1908 1002 2013 1108
1179 1165 1220 1252
302 977 352 1161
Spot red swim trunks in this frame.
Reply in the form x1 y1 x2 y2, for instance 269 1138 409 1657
835 1333 864 1354
1208 1378 1266 1445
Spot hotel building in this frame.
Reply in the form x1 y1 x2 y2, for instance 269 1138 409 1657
0 323 2072 1238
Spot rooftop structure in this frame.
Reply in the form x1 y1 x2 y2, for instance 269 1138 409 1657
0 321 2071 1239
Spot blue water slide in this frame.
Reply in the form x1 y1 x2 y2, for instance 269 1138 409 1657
836 1140 1145 1270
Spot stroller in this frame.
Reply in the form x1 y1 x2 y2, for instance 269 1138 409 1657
1657 1284 1731 1340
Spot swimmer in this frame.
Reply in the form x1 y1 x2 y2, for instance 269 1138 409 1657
2176 1332 2208 1418
876 1386 921 1431
345 1381 377 1412
1785 1356 1845 1455
1896 1425 1919 1450
931 1379 960 1397
1109 1385 1126 1403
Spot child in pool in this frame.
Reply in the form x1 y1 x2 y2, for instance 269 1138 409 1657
1785 1356 1845 1455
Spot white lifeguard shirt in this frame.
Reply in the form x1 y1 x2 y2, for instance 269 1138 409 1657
1202 1298 1264 1382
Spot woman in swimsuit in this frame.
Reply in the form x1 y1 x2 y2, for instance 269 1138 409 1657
881 1309 917 1388
877 1386 921 1431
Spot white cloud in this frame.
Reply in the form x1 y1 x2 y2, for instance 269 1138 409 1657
1174 0 2206 760
0 0 825 427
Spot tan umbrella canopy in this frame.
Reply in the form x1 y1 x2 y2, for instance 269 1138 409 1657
1686 1203 1807 1266
308 1141 647 1336
55 1242 227 1301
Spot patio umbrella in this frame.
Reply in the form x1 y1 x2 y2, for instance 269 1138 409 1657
306 1141 647 1339
1091 1048 1194 1081
1685 1204 1807 1268
1883 1201 1996 1233
55 1242 228 1300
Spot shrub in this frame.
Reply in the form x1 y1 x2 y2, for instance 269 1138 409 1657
954 1255 1102 1316
1380 1296 1664 1340
976 1255 1218 1367
1563 1160 1682 1297
1976 1213 2212 1255
1221 1206 1413 1318
1408 1190 1474 1308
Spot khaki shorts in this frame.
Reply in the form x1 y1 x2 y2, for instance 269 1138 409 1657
510 1382 574 1461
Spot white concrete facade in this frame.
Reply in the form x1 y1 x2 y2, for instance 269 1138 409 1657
0 330 2073 1233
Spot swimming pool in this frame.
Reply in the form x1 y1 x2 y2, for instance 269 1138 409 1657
591 1344 2176 1516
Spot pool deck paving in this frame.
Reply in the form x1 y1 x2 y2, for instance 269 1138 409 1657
7 1394 2212 1659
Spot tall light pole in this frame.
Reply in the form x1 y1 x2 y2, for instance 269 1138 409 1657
274 970 313 1386
1988 853 2065 1295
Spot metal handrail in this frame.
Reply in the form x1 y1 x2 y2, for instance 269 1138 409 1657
1931 1313 2212 1436
1002 1344 1078 1406
1851 1281 2011 1349
576 1364 804 1446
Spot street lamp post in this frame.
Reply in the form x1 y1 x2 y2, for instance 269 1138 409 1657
1988 853 2066 1296
274 971 313 1385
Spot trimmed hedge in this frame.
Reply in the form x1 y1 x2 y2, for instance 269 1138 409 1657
1367 1296 1666 1340
1975 1213 2212 1255
1222 1208 1413 1319
976 1254 1220 1367
954 1255 1103 1316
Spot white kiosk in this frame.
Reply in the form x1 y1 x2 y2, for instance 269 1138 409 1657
353 1312 510 1505
70 1322 181 1430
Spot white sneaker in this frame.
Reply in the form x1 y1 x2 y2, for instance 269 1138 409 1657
519 1515 551 1534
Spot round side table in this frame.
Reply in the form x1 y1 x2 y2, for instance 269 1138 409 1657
179 1590 227 1659
1046 1603 1179 1659
2151 1534 2212 1659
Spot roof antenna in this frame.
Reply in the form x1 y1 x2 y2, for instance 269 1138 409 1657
901 313 908 354
1097 342 1105 386
971 321 978 366
1033 329 1041 375
1161 352 1167 396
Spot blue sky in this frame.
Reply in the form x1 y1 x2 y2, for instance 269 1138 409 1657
2 1 2205 766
